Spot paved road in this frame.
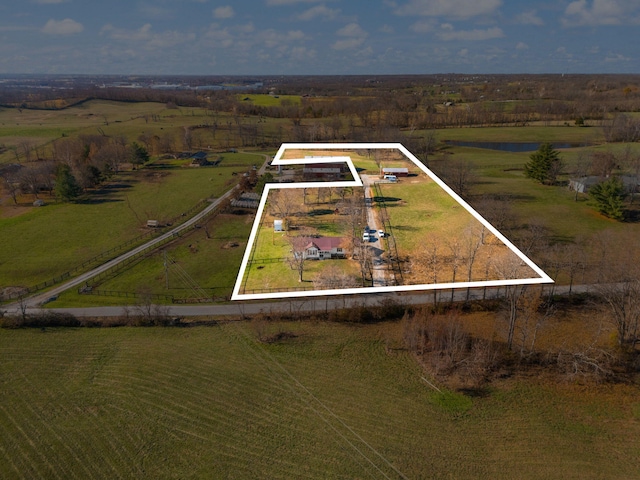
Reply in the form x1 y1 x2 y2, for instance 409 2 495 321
5 185 239 313
19 283 589 319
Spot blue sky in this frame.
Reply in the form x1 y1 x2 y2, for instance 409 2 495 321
0 0 638 75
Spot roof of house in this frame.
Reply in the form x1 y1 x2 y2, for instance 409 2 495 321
571 175 639 187
191 151 208 160
382 167 409 173
297 236 345 251
303 163 343 169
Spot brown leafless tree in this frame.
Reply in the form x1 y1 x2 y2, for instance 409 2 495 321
286 236 308 283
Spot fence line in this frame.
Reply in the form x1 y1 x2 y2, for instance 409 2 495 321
2 191 231 302
373 182 404 285
248 257 285 265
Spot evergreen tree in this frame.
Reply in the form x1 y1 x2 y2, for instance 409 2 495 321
130 142 150 164
254 172 274 194
54 164 82 202
524 143 563 185
589 176 626 221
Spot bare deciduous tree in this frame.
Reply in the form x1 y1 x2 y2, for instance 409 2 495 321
445 238 463 302
286 236 308 283
268 189 299 230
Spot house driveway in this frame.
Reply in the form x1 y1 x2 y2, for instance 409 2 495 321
360 174 392 287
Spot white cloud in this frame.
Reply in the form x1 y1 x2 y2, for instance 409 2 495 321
515 10 544 26
332 23 368 50
563 0 640 26
33 0 69 3
101 23 152 41
410 20 435 33
605 52 630 62
336 22 366 37
437 26 504 41
204 24 234 47
237 22 255 33
101 23 194 48
213 6 235 19
42 18 84 35
147 30 196 48
295 5 340 21
394 0 502 19
332 38 365 50
289 46 316 61
515 42 529 50
379 24 395 34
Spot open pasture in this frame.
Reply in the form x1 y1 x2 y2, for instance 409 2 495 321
51 212 253 306
238 93 301 106
0 321 639 479
0 160 247 289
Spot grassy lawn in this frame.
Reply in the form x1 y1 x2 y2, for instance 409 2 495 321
380 180 474 254
0 322 638 479
238 184 365 293
240 221 359 293
0 164 241 289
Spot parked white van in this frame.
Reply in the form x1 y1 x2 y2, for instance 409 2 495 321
383 174 397 182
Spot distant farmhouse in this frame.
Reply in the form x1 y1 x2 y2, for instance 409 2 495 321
569 175 639 194
293 236 347 260
187 151 221 167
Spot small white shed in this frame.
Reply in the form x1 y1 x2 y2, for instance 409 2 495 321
274 219 284 232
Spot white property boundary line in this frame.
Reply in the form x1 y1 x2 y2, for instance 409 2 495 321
231 143 553 301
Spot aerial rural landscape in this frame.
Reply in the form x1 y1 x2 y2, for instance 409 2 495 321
2 0 640 478
2 71 640 479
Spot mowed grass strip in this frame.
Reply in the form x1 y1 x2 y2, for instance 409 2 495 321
1 323 639 479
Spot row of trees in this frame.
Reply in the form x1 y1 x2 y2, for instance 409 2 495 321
523 143 640 221
1 135 150 203
402 229 640 386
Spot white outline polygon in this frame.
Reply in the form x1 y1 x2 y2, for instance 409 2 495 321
231 143 553 301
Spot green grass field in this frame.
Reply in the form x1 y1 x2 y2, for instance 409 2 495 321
380 180 473 254
1 322 639 479
49 212 253 307
237 94 301 106
0 162 248 288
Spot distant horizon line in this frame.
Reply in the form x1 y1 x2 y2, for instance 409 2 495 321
1 72 638 78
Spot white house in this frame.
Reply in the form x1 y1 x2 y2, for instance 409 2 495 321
293 236 347 260
569 175 639 194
